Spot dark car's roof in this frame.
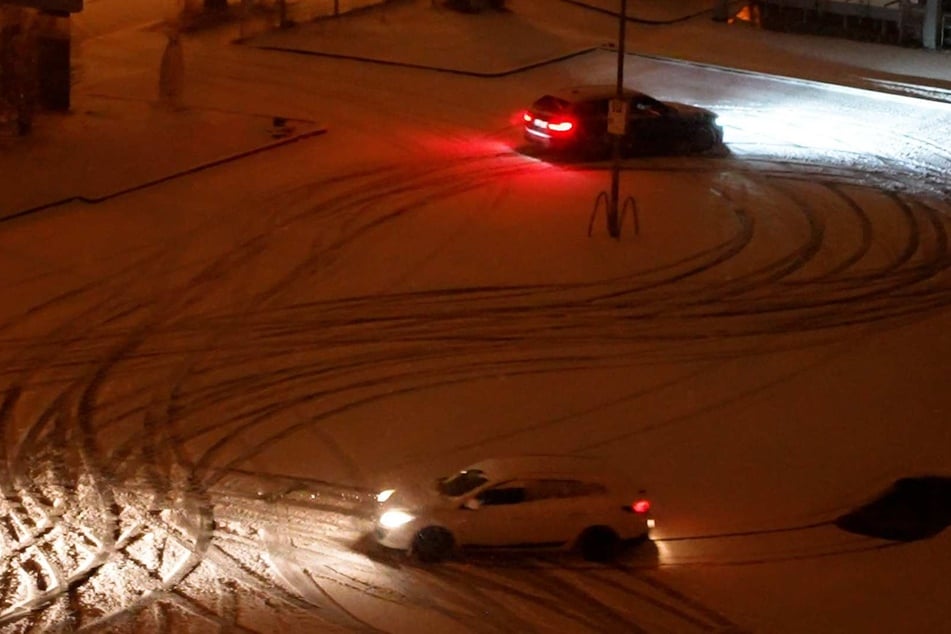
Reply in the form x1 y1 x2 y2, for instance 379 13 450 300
548 85 653 104
534 86 716 120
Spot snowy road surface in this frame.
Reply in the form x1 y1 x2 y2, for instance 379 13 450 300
1 2 950 632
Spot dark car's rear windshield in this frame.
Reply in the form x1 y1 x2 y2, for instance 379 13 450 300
437 469 489 497
531 95 572 115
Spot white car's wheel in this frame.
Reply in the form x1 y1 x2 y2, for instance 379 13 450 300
577 526 620 563
411 526 455 563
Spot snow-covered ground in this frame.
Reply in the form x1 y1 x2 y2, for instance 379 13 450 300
1 0 950 632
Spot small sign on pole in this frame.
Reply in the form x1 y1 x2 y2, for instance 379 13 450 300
608 98 627 136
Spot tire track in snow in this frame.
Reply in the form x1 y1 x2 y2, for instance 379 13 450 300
0 152 552 628
1 135 950 631
122 152 948 628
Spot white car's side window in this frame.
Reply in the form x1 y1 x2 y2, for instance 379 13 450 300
529 479 607 500
473 478 612 507
477 481 528 506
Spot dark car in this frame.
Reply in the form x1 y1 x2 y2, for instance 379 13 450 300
522 86 723 159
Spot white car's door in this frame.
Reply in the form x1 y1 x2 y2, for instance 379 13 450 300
455 479 584 548
454 480 539 547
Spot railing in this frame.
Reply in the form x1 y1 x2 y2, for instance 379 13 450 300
763 0 901 18
755 0 938 43
588 190 639 239
275 0 385 24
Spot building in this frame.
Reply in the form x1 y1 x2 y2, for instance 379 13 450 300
752 0 951 49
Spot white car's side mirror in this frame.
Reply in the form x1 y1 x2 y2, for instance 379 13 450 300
463 498 481 510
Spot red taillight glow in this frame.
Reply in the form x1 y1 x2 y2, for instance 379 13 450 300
522 112 574 135
632 499 651 514
547 120 574 133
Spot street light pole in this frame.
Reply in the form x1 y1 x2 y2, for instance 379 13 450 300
616 0 627 99
608 0 627 239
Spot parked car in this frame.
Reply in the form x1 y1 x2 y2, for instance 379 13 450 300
522 86 723 158
374 455 653 562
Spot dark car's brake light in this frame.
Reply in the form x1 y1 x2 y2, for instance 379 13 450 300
523 111 575 136
622 499 651 514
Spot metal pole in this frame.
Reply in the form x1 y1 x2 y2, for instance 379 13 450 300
609 0 627 239
616 0 626 97
713 0 729 22
922 0 939 49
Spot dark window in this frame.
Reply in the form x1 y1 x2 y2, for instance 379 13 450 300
630 96 668 117
437 469 488 497
532 95 571 115
528 479 607 500
479 486 527 506
574 100 602 117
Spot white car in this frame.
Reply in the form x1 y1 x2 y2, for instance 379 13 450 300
374 456 653 562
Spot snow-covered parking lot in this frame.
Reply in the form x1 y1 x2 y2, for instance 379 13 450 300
1 1 949 632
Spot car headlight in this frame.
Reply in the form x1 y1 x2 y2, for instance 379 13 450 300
379 509 415 529
376 489 395 503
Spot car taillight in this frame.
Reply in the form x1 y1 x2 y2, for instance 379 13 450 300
632 499 651 514
547 120 574 133
523 113 574 134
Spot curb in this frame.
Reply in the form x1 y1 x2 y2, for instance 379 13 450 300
254 38 951 106
244 2 951 103
1 127 327 225
252 44 603 78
